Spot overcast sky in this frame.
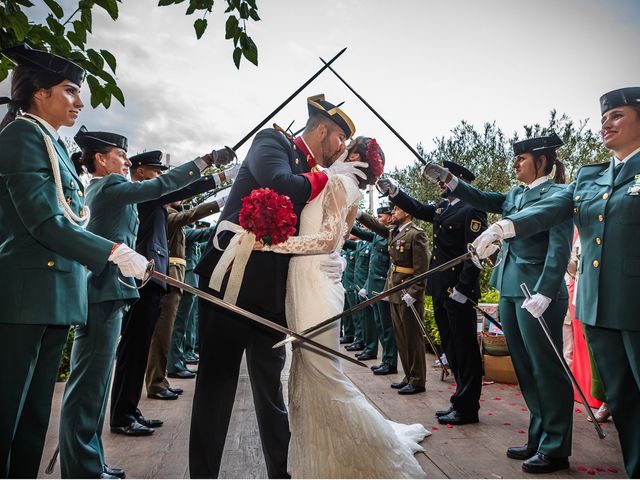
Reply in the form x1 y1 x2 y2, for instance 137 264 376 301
3 1 639 172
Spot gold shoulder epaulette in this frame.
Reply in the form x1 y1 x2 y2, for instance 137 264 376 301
273 123 294 142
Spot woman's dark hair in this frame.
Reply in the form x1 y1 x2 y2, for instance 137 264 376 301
349 136 385 189
71 145 114 176
0 65 63 130
534 149 566 184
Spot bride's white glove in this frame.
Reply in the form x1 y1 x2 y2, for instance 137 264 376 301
401 292 416 307
324 154 368 184
471 223 504 259
109 244 149 280
521 293 552 318
320 251 344 281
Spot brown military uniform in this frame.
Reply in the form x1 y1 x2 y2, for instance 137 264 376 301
146 201 221 394
385 221 430 388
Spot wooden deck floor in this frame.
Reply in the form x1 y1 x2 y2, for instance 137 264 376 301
38 346 626 478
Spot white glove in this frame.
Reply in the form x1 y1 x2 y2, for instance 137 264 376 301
109 244 149 280
334 148 349 163
358 288 367 299
320 251 343 281
376 177 399 196
522 293 552 318
471 223 504 260
324 159 368 183
449 287 467 304
213 191 229 210
401 292 416 307
356 210 363 220
215 163 241 186
422 163 450 183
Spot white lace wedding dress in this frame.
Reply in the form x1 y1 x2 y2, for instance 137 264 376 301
265 175 430 478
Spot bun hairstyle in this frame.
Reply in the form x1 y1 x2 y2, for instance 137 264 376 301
71 144 113 176
533 149 566 184
349 136 385 189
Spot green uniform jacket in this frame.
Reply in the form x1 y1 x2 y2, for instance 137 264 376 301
342 239 357 292
185 227 215 285
453 179 572 299
352 223 390 295
507 155 640 330
0 117 113 326
84 162 205 304
384 222 430 304
353 240 372 292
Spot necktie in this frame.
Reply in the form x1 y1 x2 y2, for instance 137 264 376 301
517 186 529 209
613 162 624 179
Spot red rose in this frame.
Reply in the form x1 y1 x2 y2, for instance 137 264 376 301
239 188 297 245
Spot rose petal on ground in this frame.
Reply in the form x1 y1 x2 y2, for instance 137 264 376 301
578 466 588 471
608 467 619 473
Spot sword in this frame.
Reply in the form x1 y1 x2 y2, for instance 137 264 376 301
520 283 606 440
447 287 503 332
273 245 483 349
150 270 368 368
402 288 450 380
320 57 427 166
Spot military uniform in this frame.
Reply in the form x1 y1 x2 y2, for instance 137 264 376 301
184 240 207 360
340 239 358 343
454 137 574 460
391 180 487 420
351 239 378 357
59 131 205 477
385 221 430 389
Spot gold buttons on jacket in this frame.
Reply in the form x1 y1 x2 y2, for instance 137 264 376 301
575 195 581 200
596 237 602 245
573 208 578 214
188 171 194 176
70 181 75 188
603 193 609 200
433 255 437 260
598 214 604 222
47 261 55 267
593 260 600 268
78 190 83 197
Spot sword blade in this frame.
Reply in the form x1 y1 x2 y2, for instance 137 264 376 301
273 250 476 348
153 271 367 368
520 283 606 440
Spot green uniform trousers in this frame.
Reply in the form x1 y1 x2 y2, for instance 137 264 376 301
500 297 573 458
349 289 364 344
390 300 426 387
59 301 124 478
373 300 397 368
0 324 69 478
185 298 199 358
360 304 379 356
341 292 355 338
584 325 640 478
168 292 195 374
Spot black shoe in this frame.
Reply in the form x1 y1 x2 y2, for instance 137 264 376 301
506 444 536 460
168 387 183 395
390 381 408 389
167 369 196 379
147 389 179 400
398 384 426 395
134 413 163 428
110 421 154 436
100 474 119 479
345 342 365 351
355 352 377 361
370 364 382 371
435 406 453 418
522 453 569 474
437 410 479 425
103 465 126 479
339 336 354 344
373 364 398 375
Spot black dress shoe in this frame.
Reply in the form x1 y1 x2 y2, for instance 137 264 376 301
168 387 183 395
184 357 199 365
398 384 426 395
134 414 163 428
339 336 354 344
103 464 126 479
167 369 196 379
390 381 408 389
370 364 381 371
506 444 536 460
148 388 179 400
110 421 154 436
522 452 569 474
373 364 398 375
437 410 479 425
355 352 377 361
100 473 119 479
435 406 453 418
345 342 365 351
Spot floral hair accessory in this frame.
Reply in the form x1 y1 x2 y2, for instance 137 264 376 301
365 138 384 179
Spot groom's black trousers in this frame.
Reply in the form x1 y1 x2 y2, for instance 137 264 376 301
189 279 290 479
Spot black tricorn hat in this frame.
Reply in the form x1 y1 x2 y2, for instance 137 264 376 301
443 161 476 182
600 87 640 115
129 150 168 170
74 125 128 152
307 94 356 139
1 44 85 86
377 204 392 215
512 132 564 156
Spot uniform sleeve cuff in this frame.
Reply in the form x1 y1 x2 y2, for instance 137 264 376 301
301 172 329 202
447 176 459 191
194 157 209 172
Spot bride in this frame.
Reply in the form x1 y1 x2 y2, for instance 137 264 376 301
258 137 429 478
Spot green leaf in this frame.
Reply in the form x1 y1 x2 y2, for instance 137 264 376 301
46 14 65 36
95 0 118 20
232 46 241 69
86 48 104 69
100 49 116 73
43 0 64 18
80 7 92 32
15 0 35 7
225 15 238 39
72 20 87 44
185 3 196 14
157 0 175 6
239 2 249 19
246 0 257 9
242 35 257 66
95 68 114 84
248 8 260 21
7 10 31 41
106 82 125 106
101 91 111 108
86 75 104 108
239 31 248 49
194 18 207 39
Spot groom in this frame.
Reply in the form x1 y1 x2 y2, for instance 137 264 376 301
191 94 362 478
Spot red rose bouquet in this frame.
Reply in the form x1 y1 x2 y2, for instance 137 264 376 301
239 188 297 245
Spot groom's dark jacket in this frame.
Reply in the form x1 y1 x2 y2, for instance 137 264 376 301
194 128 327 326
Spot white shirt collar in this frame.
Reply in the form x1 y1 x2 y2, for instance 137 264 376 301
23 113 59 140
448 198 460 206
615 145 640 165
526 176 549 189
398 220 413 232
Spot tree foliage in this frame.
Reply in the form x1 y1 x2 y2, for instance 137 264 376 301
0 0 260 108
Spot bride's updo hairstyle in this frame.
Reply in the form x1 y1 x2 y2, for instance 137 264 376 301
348 136 385 190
